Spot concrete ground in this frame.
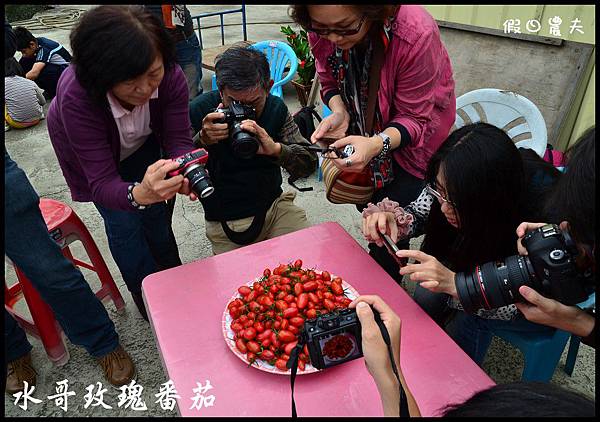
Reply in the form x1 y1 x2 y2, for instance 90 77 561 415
4 5 595 417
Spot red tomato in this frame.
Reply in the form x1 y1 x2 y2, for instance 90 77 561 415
261 296 274 307
324 299 336 311
282 307 299 319
293 259 303 268
288 325 299 334
284 341 298 355
331 282 343 296
275 359 288 371
273 321 281 330
308 292 319 303
300 275 309 283
265 320 273 329
303 281 318 292
297 293 308 309
284 294 296 303
276 291 286 300
278 330 296 343
243 327 257 340
305 309 317 319
243 320 254 328
238 286 252 296
281 319 289 330
307 302 315 310
253 321 265 333
275 300 288 311
289 317 305 327
246 341 261 354
261 350 275 361
294 283 303 296
261 338 271 348
263 268 271 277
308 270 316 280
235 339 247 353
321 271 331 281
231 322 243 332
323 292 334 300
239 315 248 323
298 360 306 371
247 352 256 363
316 290 324 300
247 312 256 320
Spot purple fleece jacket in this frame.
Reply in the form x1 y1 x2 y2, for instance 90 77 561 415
47 64 194 211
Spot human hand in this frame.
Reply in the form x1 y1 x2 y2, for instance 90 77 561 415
516 222 547 255
177 178 199 201
132 160 185 205
397 250 457 298
239 119 281 157
201 103 229 146
310 110 350 144
515 286 595 337
349 295 401 386
362 212 398 247
325 135 381 172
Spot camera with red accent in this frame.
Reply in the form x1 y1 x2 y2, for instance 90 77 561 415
167 148 214 199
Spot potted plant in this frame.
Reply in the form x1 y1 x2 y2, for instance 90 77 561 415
280 25 315 106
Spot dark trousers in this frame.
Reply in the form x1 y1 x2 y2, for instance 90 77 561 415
359 159 425 284
19 57 68 98
4 151 119 366
93 135 181 296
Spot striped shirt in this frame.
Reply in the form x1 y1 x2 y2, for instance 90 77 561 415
4 75 45 122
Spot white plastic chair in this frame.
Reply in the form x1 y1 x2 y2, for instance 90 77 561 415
452 89 548 157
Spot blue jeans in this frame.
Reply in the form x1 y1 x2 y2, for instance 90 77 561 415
446 311 557 365
94 202 181 296
4 151 119 362
176 33 203 100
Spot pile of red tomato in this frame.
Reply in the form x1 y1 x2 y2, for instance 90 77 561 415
226 259 353 372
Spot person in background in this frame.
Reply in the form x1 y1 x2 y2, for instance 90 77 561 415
5 57 45 131
46 6 197 321
144 5 203 100
189 46 317 254
14 26 71 99
5 16 135 395
515 127 596 348
289 5 456 286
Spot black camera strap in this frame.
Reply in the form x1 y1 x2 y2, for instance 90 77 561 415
286 336 307 418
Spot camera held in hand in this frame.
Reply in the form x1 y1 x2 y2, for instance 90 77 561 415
301 308 366 370
456 224 594 314
215 101 259 160
167 148 214 199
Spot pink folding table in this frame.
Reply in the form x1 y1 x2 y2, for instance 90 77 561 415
142 222 494 416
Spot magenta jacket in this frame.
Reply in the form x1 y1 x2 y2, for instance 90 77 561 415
310 5 456 179
47 64 194 211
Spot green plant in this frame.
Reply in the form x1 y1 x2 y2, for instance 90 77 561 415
5 5 51 23
280 25 315 86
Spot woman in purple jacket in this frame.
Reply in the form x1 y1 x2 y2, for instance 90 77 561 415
47 6 197 320
290 5 456 285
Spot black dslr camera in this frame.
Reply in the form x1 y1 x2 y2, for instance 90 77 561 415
300 307 384 370
215 101 259 160
456 224 594 314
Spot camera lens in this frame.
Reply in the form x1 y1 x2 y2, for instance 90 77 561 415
455 255 535 313
230 124 259 159
183 164 214 199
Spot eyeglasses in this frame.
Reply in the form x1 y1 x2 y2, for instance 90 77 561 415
426 184 454 207
306 14 367 36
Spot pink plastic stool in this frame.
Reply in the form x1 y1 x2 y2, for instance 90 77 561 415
4 198 125 366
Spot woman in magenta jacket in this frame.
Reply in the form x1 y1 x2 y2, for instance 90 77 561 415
47 6 198 320
290 4 456 283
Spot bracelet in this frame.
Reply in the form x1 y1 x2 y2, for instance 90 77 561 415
127 182 149 210
375 132 391 159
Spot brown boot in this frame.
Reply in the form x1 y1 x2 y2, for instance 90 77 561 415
97 345 136 387
6 352 37 395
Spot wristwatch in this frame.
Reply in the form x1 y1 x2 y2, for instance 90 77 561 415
127 182 148 210
375 132 391 159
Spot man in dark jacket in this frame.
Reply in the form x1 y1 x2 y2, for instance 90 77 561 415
190 46 317 254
